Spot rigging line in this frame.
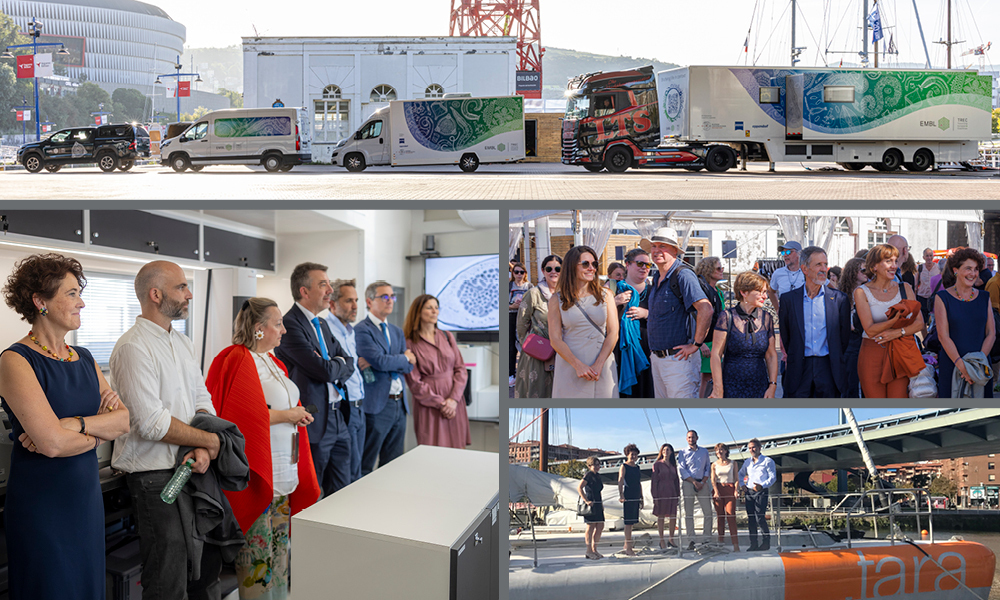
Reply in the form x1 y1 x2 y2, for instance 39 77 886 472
797 7 830 66
642 408 659 449
753 1 792 65
739 0 763 65
717 408 740 449
676 408 690 434
654 408 668 445
566 408 572 448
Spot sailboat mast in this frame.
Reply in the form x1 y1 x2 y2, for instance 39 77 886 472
946 0 952 68
912 0 932 68
539 408 549 472
861 0 869 67
790 0 797 66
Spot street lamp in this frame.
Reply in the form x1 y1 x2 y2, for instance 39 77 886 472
154 54 202 123
1 18 70 141
90 101 112 126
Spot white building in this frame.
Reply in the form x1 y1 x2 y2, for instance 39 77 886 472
242 36 518 163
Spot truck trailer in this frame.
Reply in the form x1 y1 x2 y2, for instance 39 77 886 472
332 95 525 172
561 65 993 173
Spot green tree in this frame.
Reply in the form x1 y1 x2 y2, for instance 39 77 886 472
181 106 210 122
551 460 586 479
0 11 35 134
928 476 958 500
992 107 1000 134
111 88 147 123
77 82 110 109
909 473 932 490
218 87 243 109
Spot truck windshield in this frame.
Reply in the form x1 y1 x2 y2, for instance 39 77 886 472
564 95 590 120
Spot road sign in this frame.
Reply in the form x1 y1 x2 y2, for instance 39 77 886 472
272 99 284 108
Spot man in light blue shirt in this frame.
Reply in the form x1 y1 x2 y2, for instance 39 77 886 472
325 279 368 484
677 430 712 548
738 438 777 551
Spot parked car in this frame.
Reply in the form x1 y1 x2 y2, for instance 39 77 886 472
17 123 151 173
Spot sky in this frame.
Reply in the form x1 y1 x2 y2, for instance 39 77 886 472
508 408 922 456
146 0 998 72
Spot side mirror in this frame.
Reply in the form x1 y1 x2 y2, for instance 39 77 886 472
355 131 362 140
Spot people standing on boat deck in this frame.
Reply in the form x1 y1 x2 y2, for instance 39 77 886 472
651 443 680 549
646 227 712 399
110 260 225 600
838 258 869 399
325 279 368 482
916 248 941 325
274 263 355 495
578 456 605 560
695 257 726 398
677 430 712 549
613 248 653 398
618 443 643 556
739 438 776 552
711 443 739 552
709 271 777 399
778 246 851 398
515 255 561 398
549 246 619 398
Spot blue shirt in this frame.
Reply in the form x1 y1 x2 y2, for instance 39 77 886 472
648 261 708 351
325 313 365 404
677 445 711 482
803 285 829 357
738 453 777 489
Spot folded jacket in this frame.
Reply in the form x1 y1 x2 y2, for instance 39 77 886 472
952 351 994 398
880 299 925 383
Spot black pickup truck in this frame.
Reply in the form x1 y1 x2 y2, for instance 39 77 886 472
17 123 151 173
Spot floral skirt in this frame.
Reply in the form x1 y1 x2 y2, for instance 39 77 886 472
236 495 291 600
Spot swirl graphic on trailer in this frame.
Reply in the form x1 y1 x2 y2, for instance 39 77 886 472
425 255 499 331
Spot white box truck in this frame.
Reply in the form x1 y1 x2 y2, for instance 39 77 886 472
332 95 524 172
561 65 993 172
159 107 311 172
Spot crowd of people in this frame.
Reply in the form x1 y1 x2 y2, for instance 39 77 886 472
0 254 473 600
511 227 998 398
576 430 776 559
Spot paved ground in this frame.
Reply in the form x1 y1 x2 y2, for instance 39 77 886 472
1 162 998 200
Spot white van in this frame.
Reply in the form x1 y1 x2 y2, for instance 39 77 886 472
159 107 311 172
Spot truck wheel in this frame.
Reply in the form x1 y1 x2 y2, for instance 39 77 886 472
23 154 44 173
704 146 735 172
459 153 480 172
875 149 903 171
604 147 632 173
189 165 204 172
345 153 366 172
683 166 704 172
118 160 134 171
170 154 190 172
905 149 934 172
263 153 283 172
44 164 62 173
98 152 119 172
839 162 866 171
279 165 294 172
583 164 604 173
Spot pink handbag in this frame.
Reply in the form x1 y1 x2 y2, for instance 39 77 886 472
522 333 555 361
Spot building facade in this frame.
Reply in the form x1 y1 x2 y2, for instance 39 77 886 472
509 440 613 465
242 36 518 163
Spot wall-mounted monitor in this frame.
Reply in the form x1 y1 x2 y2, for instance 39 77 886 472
425 254 499 341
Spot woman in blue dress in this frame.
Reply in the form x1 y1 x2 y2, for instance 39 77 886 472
934 248 996 398
0 254 130 600
709 272 778 398
617 443 642 556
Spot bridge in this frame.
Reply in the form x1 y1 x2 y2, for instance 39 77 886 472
593 408 1000 477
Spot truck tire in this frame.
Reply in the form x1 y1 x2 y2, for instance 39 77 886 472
98 152 119 172
118 160 134 171
279 165 294 172
839 162 866 171
44 164 62 173
684 166 704 172
263 153 283 172
23 153 44 173
345 153 366 172
583 164 604 173
874 148 903 171
704 146 735 172
189 165 204 172
603 146 632 173
904 148 934 172
170 154 190 172
459 153 480 172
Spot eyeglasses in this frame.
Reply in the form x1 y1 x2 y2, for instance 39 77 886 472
544 265 561 273
715 266 725 270
512 270 525 275
580 260 597 269
375 294 396 302
632 261 653 269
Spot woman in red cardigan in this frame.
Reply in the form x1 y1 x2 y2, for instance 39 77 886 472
206 298 320 600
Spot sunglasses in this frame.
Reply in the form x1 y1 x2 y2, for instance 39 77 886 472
779 250 794 256
579 260 598 269
544 265 561 273
512 270 525 275
632 261 654 269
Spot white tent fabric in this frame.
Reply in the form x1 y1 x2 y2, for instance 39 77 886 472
777 215 804 246
509 226 523 262
634 217 670 239
583 211 619 257
808 216 837 252
510 210 984 229
672 220 695 253
535 217 552 278
966 221 983 251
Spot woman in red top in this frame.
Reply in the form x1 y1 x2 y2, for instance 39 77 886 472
403 294 470 448
206 298 320 599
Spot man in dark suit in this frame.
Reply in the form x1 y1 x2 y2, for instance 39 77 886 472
778 246 850 398
274 262 355 496
355 280 415 475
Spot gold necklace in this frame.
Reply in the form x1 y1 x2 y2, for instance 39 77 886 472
29 331 74 362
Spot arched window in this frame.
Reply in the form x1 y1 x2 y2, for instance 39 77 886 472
835 217 852 234
868 217 889 247
370 84 397 103
323 85 342 99
314 84 350 143
425 83 444 98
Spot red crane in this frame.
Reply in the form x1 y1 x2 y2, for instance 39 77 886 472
449 0 543 99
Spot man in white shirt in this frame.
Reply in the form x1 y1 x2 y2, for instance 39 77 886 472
738 438 777 551
767 240 805 314
325 278 369 483
676 430 712 548
111 260 223 600
355 281 415 475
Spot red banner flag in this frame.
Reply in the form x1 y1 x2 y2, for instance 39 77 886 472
178 81 191 97
16 111 23 121
16 55 34 78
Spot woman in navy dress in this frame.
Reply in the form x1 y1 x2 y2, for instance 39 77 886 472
617 443 643 556
577 456 605 559
710 272 778 399
0 254 130 600
934 248 996 398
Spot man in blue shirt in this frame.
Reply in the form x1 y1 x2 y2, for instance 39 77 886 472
325 279 368 483
677 430 712 548
738 438 777 551
778 246 850 397
646 227 712 399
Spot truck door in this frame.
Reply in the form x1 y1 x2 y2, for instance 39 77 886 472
181 121 211 159
356 119 388 165
785 74 803 140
